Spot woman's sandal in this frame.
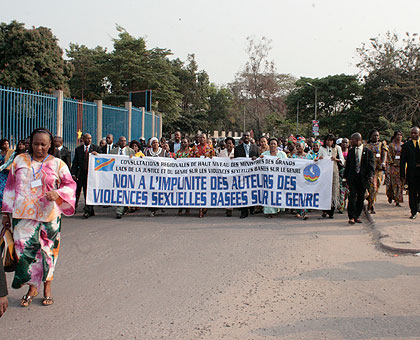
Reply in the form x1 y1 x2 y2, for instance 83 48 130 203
21 292 38 307
42 296 54 306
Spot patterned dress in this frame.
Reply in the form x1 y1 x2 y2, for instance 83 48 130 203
366 141 388 209
0 150 15 210
339 150 349 212
386 142 404 203
189 144 215 158
2 154 76 289
175 148 191 158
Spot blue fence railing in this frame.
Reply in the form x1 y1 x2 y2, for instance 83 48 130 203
0 86 57 148
0 85 161 152
131 107 143 141
144 111 153 141
102 105 129 142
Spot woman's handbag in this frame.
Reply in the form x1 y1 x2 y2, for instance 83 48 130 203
0 226 17 272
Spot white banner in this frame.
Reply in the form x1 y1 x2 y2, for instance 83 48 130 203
86 155 333 210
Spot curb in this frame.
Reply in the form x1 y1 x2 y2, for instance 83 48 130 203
363 207 420 255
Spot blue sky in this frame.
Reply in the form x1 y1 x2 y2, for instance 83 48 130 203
3 0 419 84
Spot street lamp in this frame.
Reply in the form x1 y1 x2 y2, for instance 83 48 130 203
306 82 317 121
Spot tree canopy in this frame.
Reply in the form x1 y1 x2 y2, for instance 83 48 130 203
0 20 72 94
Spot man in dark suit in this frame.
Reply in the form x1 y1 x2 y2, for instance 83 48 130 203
234 132 260 219
101 134 115 154
71 133 100 218
344 132 375 225
0 260 8 317
53 136 71 168
169 130 182 153
400 127 420 219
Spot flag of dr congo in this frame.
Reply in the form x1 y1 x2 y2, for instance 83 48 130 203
94 158 116 172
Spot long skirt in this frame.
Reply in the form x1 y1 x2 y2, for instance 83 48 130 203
12 217 61 289
386 166 404 203
367 170 381 207
0 169 9 209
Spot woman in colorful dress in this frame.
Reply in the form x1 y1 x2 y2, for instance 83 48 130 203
386 131 404 206
129 140 145 157
0 139 16 210
1 128 76 307
306 140 321 160
318 134 344 219
261 138 287 218
366 130 388 214
175 138 191 216
189 133 215 218
145 137 168 217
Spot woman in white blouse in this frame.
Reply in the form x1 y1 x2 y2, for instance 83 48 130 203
318 134 345 219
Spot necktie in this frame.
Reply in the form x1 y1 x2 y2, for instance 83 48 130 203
355 147 361 174
85 146 89 168
108 145 111 154
244 144 249 157
119 148 123 155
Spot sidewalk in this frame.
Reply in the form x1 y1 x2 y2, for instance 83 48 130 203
365 187 420 254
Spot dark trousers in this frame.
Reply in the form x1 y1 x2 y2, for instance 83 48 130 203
240 206 254 218
75 176 94 214
407 177 420 216
323 205 335 217
347 175 365 220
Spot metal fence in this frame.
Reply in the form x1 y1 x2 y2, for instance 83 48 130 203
62 98 98 156
131 107 143 141
0 85 161 151
0 85 57 147
102 105 129 142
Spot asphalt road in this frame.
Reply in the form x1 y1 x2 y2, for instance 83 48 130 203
1 207 420 340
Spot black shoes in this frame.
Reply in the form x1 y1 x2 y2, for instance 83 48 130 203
410 214 417 220
116 213 122 219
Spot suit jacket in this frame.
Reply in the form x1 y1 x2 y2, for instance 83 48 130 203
57 146 71 169
109 146 135 156
0 260 7 297
344 145 375 189
169 141 182 153
234 143 260 158
400 140 420 180
101 143 116 154
71 144 101 181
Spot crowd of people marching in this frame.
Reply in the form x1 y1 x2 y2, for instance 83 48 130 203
1 126 420 312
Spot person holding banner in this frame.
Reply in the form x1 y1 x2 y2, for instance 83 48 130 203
190 133 215 218
0 261 7 316
145 137 169 217
2 128 76 307
219 137 236 217
175 137 191 216
110 136 135 219
344 133 375 225
235 132 259 219
319 134 344 219
261 138 287 218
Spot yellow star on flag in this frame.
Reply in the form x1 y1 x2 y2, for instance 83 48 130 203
77 129 83 139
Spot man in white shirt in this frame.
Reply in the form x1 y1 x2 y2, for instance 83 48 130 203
170 131 182 153
110 136 135 218
101 134 115 154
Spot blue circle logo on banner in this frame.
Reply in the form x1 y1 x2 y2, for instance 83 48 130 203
303 163 321 183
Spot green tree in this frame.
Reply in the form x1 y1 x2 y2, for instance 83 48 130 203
67 44 109 101
356 32 420 136
0 20 72 94
105 26 181 124
207 85 235 132
285 74 363 137
170 54 211 134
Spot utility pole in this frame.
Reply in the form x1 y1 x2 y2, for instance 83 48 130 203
296 100 300 135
